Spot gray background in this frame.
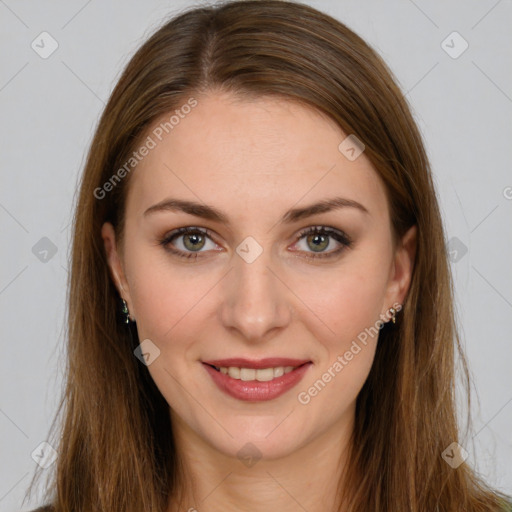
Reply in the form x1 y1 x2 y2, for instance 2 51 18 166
1 0 511 510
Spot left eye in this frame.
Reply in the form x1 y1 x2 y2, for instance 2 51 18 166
158 226 352 260
291 226 352 259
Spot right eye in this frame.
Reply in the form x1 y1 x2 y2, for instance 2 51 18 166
158 226 221 259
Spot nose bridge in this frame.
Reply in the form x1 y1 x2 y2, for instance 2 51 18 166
219 238 291 341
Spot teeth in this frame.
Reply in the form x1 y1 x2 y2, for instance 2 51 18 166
240 368 256 381
228 367 240 379
273 366 285 378
214 365 297 381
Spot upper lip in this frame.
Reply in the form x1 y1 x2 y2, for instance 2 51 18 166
202 358 311 369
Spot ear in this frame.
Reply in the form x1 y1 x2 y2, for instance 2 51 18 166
382 224 417 316
101 222 135 320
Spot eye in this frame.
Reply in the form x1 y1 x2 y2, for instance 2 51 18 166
158 227 220 260
291 226 352 259
158 225 352 261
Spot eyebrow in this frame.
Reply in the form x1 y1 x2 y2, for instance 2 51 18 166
143 196 369 224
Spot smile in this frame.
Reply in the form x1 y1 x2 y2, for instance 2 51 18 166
202 361 312 401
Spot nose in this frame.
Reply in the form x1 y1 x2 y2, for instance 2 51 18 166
219 246 292 343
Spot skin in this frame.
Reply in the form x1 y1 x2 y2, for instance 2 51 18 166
102 90 416 512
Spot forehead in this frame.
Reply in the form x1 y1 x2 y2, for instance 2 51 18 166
125 91 387 221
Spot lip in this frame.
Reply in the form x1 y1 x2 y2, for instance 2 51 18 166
202 358 311 369
202 361 313 402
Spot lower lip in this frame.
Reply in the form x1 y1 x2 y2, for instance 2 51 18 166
202 362 312 402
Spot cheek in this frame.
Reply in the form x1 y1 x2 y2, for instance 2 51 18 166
126 259 206 411
294 267 385 416
287 248 390 405
123 241 193 344
289 259 389 345
130 269 200 346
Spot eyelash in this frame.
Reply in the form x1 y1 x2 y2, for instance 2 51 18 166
158 226 353 261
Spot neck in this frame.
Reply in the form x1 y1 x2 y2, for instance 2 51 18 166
166 409 354 512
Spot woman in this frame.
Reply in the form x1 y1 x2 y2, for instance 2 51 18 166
26 1 511 511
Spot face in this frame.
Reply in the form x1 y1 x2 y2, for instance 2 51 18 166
102 90 416 461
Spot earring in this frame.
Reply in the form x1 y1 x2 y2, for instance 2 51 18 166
388 305 400 324
121 298 134 324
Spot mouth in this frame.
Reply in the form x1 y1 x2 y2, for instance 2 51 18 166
202 359 313 402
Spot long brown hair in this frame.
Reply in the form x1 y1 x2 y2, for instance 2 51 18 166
26 1 510 511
